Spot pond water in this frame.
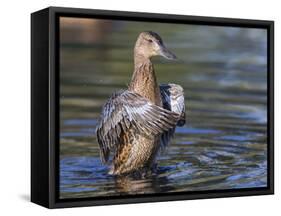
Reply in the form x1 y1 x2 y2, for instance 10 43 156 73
59 20 268 199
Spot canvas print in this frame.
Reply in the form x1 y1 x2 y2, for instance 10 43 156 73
59 17 268 199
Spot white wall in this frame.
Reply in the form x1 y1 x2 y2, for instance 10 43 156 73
1 0 279 215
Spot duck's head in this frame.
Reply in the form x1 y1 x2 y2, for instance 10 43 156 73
134 31 177 60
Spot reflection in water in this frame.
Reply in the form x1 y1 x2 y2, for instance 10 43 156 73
59 18 268 199
114 172 175 195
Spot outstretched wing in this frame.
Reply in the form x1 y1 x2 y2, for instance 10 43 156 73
96 90 180 163
160 83 186 148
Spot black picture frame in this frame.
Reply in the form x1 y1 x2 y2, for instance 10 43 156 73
31 6 274 208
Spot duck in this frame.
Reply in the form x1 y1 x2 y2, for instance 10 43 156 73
96 31 185 176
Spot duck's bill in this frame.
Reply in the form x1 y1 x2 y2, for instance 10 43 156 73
159 46 177 60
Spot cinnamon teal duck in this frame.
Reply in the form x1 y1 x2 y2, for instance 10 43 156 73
96 31 185 176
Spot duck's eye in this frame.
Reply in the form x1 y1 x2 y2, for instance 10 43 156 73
148 39 153 43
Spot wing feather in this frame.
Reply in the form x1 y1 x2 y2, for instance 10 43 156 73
96 90 180 163
160 83 186 149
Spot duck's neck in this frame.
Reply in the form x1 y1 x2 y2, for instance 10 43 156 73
128 54 161 105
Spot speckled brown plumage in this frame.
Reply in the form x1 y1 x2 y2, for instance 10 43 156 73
129 61 162 106
96 31 185 176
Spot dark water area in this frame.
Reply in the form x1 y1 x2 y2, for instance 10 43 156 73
59 19 267 199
